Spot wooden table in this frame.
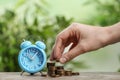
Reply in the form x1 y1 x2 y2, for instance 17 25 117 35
0 72 120 80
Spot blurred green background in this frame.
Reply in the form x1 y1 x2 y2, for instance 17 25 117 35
0 0 120 72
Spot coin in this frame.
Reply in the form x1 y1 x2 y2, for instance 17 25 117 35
49 73 56 77
65 70 72 76
48 66 56 71
56 66 64 70
41 74 47 77
56 69 65 76
47 62 55 68
46 62 80 78
48 71 56 74
72 72 80 76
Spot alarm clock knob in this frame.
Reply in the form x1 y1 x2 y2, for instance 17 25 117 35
35 41 46 50
20 41 32 49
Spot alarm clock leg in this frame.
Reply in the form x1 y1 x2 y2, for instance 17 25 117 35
40 71 42 74
30 73 34 75
20 70 25 76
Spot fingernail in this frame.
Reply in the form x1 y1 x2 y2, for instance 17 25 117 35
60 57 67 63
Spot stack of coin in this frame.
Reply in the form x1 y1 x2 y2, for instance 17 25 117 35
47 62 55 68
47 62 56 77
56 66 65 76
41 62 80 77
65 70 72 76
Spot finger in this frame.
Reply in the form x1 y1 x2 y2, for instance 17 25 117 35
50 45 55 61
50 43 65 61
60 44 86 64
51 28 72 60
50 35 64 61
53 36 65 61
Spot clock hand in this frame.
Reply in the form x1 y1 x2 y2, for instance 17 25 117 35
31 52 38 60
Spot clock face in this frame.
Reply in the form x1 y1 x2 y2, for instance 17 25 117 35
18 46 46 73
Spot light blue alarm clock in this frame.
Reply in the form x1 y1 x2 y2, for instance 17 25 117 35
18 40 46 74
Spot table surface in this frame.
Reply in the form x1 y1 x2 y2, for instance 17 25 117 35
0 72 120 80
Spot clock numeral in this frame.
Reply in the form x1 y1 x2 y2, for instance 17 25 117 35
34 65 37 69
25 65 28 67
28 66 31 70
37 53 42 58
21 57 26 62
26 53 29 57
22 61 26 65
26 50 30 55
21 57 24 62
29 66 34 70
37 61 42 67
32 48 36 53
22 53 26 57
28 48 31 53
30 48 34 52
39 61 42 65
31 66 33 70
37 64 41 67
39 57 43 62
22 52 29 58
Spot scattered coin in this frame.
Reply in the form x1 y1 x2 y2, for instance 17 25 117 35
56 74 61 77
41 74 47 77
72 72 80 76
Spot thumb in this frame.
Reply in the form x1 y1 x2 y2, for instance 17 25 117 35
59 44 86 64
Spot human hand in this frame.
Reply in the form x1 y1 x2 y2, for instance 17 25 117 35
50 23 110 64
